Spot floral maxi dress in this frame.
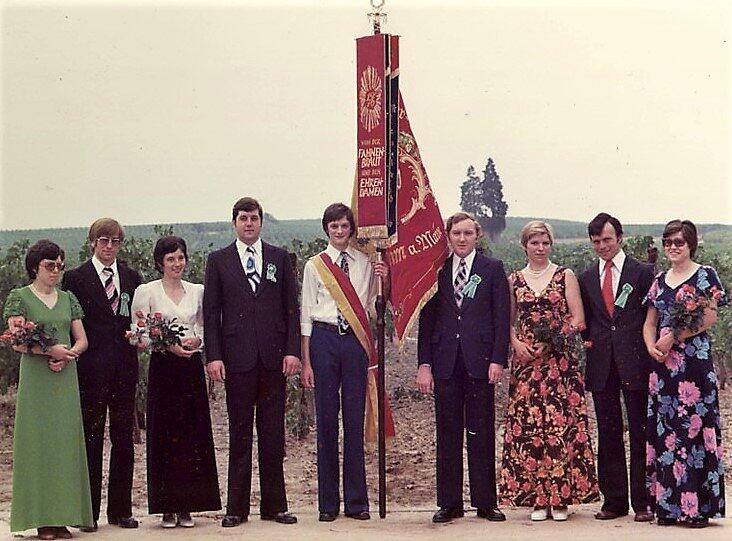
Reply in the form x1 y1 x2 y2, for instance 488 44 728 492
645 265 727 521
499 268 600 507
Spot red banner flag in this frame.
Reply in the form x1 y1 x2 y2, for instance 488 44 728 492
386 93 449 341
355 34 398 244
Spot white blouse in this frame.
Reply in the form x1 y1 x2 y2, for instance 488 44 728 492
130 280 204 344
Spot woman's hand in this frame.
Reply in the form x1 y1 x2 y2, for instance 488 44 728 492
181 337 202 351
647 345 667 363
512 338 535 362
655 332 674 356
48 358 69 372
48 344 78 362
168 343 195 358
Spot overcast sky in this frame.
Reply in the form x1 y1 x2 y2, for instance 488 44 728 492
1 0 730 231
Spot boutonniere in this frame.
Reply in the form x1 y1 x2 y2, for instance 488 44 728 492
461 274 482 299
118 292 131 317
266 263 277 282
615 283 633 308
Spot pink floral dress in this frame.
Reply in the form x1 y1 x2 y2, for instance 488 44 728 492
645 265 727 521
499 268 600 507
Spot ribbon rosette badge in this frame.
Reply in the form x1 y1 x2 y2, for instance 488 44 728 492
119 292 131 317
614 283 633 308
461 274 482 299
266 263 277 282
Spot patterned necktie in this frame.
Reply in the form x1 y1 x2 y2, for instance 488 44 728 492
602 259 615 316
337 251 350 333
245 246 260 293
454 258 467 307
102 267 119 314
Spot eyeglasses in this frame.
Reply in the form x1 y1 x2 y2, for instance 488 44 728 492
96 237 122 247
662 238 687 248
41 261 65 272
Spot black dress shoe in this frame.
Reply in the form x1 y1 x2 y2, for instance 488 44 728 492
687 517 708 528
55 527 73 539
108 516 139 529
656 517 677 526
594 510 628 520
318 512 338 522
261 512 298 524
345 511 371 520
477 508 506 521
78 521 98 532
432 507 464 523
221 515 246 527
634 511 654 522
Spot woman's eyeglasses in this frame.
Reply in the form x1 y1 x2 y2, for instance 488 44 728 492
662 238 687 248
41 261 66 272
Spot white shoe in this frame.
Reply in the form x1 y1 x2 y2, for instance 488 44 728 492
177 513 194 528
161 514 177 528
552 507 568 521
531 508 549 521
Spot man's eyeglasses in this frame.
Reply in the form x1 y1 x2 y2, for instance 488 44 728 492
96 237 122 247
41 261 66 272
662 238 687 248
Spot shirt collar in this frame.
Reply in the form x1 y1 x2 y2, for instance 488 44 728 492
452 249 477 272
600 249 626 272
92 254 118 275
326 243 354 262
236 237 262 255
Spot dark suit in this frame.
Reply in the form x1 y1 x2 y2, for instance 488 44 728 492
203 241 300 517
579 255 654 514
418 253 510 510
62 259 143 522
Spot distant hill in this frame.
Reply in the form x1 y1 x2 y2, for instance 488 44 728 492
2 216 730 259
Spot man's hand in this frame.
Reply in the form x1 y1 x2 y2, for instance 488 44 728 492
416 364 434 394
207 359 226 382
282 355 301 376
301 361 315 389
372 261 389 278
488 362 503 384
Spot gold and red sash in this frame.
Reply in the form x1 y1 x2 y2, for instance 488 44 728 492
311 253 395 443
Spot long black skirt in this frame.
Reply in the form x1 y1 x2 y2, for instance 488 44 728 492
146 351 221 514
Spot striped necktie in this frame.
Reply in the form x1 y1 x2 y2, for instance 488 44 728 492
245 246 260 293
454 258 467 307
102 267 119 314
337 251 350 333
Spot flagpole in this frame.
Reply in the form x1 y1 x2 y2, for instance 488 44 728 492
367 0 388 520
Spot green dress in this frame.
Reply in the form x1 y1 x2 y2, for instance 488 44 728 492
3 286 93 532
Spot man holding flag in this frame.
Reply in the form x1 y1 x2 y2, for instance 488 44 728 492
300 203 391 522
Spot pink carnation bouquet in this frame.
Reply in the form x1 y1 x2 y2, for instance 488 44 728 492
1 319 57 353
125 310 187 352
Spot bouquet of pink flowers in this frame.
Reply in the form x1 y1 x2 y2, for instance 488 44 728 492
667 284 711 339
1 319 57 353
125 310 187 352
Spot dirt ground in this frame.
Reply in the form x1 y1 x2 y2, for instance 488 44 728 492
1 337 730 538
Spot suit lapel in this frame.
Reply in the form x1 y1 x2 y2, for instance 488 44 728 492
439 257 459 313
612 257 641 319
257 242 273 297
586 261 612 320
82 260 115 316
458 253 482 313
226 242 254 297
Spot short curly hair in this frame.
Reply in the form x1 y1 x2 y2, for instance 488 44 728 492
25 239 65 279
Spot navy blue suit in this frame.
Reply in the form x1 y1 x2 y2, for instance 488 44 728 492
203 240 300 517
418 252 510 510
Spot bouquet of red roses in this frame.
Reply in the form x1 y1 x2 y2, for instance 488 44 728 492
528 313 590 368
1 319 57 353
125 310 187 352
667 284 710 339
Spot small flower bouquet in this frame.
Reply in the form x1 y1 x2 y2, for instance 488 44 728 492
125 310 187 352
528 314 589 367
0 320 57 352
667 284 710 339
